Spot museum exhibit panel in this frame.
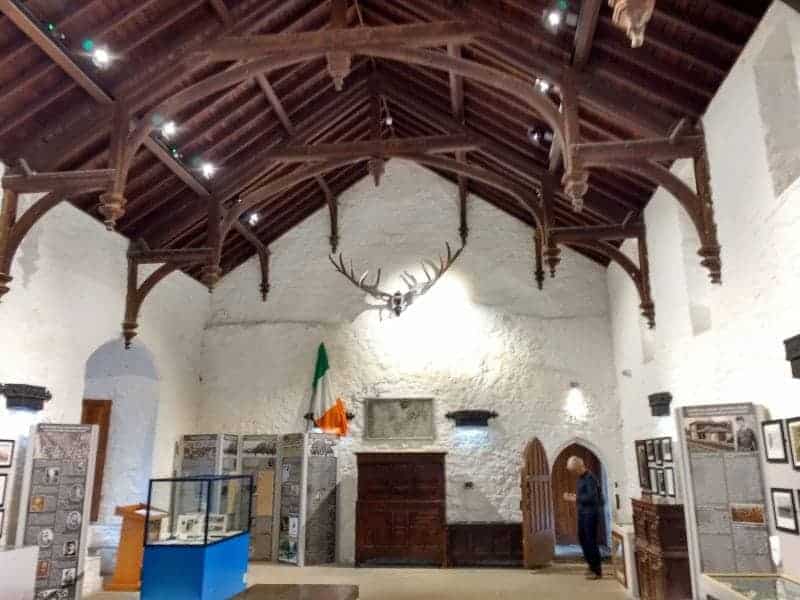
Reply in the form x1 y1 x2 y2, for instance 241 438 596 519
5 0 800 598
141 475 252 600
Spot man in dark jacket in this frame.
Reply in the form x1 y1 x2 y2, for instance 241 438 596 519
563 456 603 579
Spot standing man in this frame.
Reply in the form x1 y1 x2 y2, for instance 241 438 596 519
735 416 757 452
563 456 603 580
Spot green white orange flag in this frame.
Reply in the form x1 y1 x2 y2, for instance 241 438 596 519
311 343 348 436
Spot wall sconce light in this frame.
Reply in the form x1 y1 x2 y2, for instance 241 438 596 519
1 384 52 411
445 409 498 427
648 392 672 417
303 411 356 423
783 335 800 378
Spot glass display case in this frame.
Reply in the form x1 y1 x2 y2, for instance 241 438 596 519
144 475 252 546
702 574 800 600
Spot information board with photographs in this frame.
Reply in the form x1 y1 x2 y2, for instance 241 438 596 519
634 436 675 497
239 434 278 560
679 403 773 574
17 424 98 600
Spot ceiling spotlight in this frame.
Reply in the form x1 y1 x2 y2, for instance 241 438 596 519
248 212 260 226
385 116 393 126
527 127 554 146
161 121 177 139
91 46 112 68
535 78 551 94
546 9 563 28
200 162 216 179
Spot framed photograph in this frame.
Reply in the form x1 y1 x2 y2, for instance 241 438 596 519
656 469 667 496
611 531 627 588
635 441 649 489
730 503 766 526
654 439 663 465
646 439 655 462
0 473 6 508
0 509 4 537
664 467 676 498
762 420 788 463
649 467 658 492
661 438 673 462
0 440 14 468
787 418 800 470
771 488 798 534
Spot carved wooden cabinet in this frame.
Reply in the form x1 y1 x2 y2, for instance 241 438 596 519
356 452 446 566
447 523 522 567
632 499 692 600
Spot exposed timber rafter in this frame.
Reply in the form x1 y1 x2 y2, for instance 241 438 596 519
234 222 271 302
266 135 478 162
1 169 115 194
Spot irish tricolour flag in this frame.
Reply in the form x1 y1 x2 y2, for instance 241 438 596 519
310 343 349 436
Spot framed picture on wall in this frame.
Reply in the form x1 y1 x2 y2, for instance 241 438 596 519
0 509 4 537
664 467 676 498
787 418 800 470
0 440 14 468
0 473 6 508
646 440 655 462
636 441 649 489
762 420 788 463
611 531 627 588
654 440 663 466
649 467 658 493
661 438 673 462
770 488 798 534
656 469 667 496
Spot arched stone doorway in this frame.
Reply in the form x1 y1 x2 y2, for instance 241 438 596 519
551 442 607 548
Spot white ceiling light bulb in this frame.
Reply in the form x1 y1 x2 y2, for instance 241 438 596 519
547 10 562 28
535 78 551 94
385 116 393 126
92 47 111 68
200 162 216 179
248 212 260 226
162 121 177 139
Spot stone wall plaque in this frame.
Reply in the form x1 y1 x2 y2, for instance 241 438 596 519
364 398 435 441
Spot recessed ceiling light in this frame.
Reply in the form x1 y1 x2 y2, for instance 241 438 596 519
91 47 112 68
161 121 177 139
200 162 216 179
385 116 393 126
546 10 562 28
535 78 551 94
248 213 260 226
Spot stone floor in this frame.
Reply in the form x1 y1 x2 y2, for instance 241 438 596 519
86 563 627 600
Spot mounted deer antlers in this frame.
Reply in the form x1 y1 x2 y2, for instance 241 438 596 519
329 242 464 316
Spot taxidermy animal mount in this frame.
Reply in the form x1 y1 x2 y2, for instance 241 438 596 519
609 0 655 47
329 243 464 317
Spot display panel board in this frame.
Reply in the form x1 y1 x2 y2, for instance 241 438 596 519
364 398 435 440
239 434 278 561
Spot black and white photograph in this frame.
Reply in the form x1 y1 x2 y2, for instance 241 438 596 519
735 415 758 452
636 441 649 488
0 473 7 508
242 437 277 457
656 469 667 496
649 467 658 493
654 439 663 465
661 437 673 462
664 467 676 497
60 567 76 586
787 418 800 470
44 466 60 485
646 439 655 462
68 483 84 503
0 509 4 537
65 510 82 531
685 416 735 451
37 528 54 548
762 420 788 463
771 488 798 534
62 540 77 557
0 439 14 467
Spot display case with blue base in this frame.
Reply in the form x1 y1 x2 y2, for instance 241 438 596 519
141 474 253 600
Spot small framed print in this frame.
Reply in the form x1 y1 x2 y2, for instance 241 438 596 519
656 469 667 496
654 439 663 466
771 488 798 534
646 440 655 462
787 418 800 470
0 439 14 468
661 438 673 463
635 441 649 489
0 509 4 537
0 473 6 508
762 420 788 463
664 467 676 497
649 467 658 492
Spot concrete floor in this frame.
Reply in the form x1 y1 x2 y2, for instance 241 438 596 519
86 564 627 600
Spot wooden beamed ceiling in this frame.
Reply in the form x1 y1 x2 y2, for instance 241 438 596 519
0 0 769 279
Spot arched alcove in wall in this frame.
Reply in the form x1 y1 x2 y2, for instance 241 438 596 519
83 338 159 572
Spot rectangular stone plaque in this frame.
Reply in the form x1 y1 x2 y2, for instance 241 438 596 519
364 398 435 441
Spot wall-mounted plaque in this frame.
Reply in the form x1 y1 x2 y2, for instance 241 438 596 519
364 398 435 441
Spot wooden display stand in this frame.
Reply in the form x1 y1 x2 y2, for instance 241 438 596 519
105 504 165 592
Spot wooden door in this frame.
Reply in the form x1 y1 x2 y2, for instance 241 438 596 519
521 438 554 568
551 443 605 545
81 399 112 522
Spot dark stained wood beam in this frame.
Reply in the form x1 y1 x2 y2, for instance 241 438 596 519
2 169 116 193
573 0 602 68
208 0 231 25
128 247 212 264
264 135 478 162
202 21 484 59
573 136 703 164
551 223 644 242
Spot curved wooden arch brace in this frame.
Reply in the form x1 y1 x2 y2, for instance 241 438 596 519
568 238 655 328
111 46 567 222
123 261 178 349
579 157 721 284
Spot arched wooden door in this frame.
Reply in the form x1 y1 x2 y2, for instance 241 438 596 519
551 443 605 545
521 438 555 568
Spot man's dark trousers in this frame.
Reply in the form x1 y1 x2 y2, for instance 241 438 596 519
578 511 602 576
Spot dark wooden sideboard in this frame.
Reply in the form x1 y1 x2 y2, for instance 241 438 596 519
447 523 523 567
632 498 692 600
355 452 447 566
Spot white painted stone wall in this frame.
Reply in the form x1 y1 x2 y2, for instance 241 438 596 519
199 160 622 564
607 1 800 578
0 162 208 557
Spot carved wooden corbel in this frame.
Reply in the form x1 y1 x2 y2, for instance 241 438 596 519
100 100 130 230
326 0 351 91
123 241 212 348
540 175 561 277
533 230 545 290
609 0 655 48
202 195 223 291
328 196 340 254
233 221 272 302
560 73 588 212
458 176 469 247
